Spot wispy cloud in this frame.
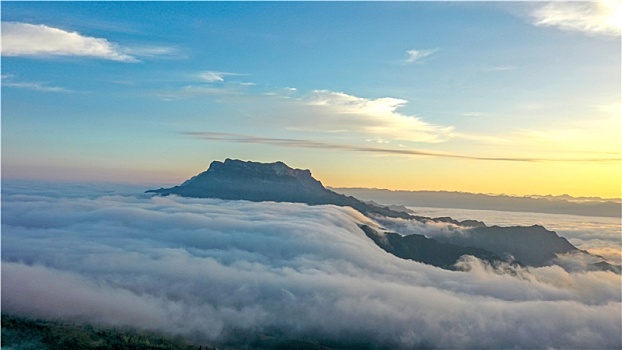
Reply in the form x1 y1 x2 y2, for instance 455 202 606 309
460 112 493 118
1 74 72 93
405 48 438 63
184 131 620 163
196 71 243 82
482 65 518 72
123 45 180 59
154 85 244 101
1 22 138 62
3 81 71 93
530 1 621 36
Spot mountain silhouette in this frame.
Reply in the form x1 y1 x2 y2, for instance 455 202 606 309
360 225 506 270
147 159 413 218
434 224 577 266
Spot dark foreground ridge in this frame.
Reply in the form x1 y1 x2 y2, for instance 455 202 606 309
2 313 366 350
148 159 619 272
1 314 212 350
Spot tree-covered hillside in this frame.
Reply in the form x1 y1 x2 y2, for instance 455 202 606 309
1 314 211 350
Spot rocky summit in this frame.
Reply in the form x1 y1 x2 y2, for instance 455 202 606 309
146 159 411 218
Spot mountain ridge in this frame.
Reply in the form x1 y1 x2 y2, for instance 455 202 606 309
147 159 488 226
331 187 621 218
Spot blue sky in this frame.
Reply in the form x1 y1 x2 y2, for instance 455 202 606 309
2 1 620 197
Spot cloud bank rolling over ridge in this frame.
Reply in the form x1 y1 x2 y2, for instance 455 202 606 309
2 181 620 348
373 204 622 265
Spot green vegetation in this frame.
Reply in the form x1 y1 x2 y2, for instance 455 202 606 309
1 314 212 350
1 314 399 349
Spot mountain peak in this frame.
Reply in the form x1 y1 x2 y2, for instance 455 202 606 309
148 159 332 203
211 159 315 179
146 159 412 219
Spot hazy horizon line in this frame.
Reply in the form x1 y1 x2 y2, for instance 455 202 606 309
329 186 622 203
2 175 620 203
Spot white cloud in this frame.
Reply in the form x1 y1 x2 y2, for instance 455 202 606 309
169 88 453 144
1 181 620 349
530 1 621 36
1 22 138 61
304 90 453 143
405 48 438 63
374 215 470 240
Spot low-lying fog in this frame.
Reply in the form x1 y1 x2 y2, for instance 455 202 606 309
2 181 620 349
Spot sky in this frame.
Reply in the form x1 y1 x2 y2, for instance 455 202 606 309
1 1 620 198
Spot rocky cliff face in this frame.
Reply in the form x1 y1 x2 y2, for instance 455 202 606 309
154 159 324 202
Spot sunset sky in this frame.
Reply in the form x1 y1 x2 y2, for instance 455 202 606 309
2 1 620 198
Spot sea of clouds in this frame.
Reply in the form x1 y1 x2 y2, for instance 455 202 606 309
2 180 621 349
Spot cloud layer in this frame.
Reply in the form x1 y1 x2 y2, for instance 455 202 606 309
2 181 620 348
1 22 137 61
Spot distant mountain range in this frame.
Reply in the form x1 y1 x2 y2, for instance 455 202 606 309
148 159 619 273
330 187 622 218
